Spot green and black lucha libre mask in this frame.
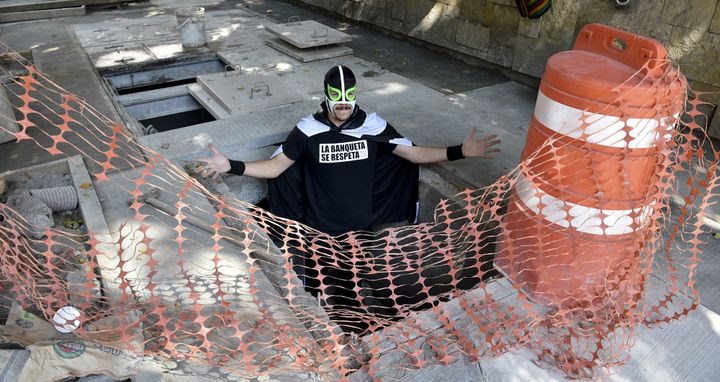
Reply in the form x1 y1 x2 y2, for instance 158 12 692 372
324 65 357 116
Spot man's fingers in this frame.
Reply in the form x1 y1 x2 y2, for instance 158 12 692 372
486 139 502 146
466 127 478 140
198 165 218 179
197 164 211 175
486 148 501 153
208 143 221 155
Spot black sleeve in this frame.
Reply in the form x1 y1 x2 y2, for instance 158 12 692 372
280 127 307 161
373 149 420 226
378 123 406 154
267 126 308 223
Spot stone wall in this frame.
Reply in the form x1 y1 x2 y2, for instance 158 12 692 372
295 0 720 137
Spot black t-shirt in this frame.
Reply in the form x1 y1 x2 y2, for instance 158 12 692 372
270 106 417 235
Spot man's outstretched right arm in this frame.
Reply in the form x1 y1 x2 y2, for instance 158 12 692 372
197 144 295 180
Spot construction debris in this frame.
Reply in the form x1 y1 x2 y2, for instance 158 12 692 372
5 189 53 238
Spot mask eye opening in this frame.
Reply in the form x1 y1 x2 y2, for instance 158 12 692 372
345 86 357 101
327 85 342 101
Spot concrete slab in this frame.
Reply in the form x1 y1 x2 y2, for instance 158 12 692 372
72 25 137 48
265 20 351 49
125 22 178 41
207 33 265 53
85 41 155 70
0 22 136 174
195 71 304 116
0 5 85 23
481 275 718 381
480 302 720 382
348 278 527 381
217 43 304 74
143 37 196 61
138 100 315 159
654 208 720 315
203 9 262 30
435 82 537 187
116 84 188 107
203 54 322 106
352 263 719 382
266 37 353 62
669 141 720 232
0 85 19 144
102 55 221 90
117 85 198 121
693 233 720 313
377 362 484 382
72 18 213 71
186 83 232 120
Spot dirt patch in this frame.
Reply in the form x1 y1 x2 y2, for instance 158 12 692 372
6 170 71 190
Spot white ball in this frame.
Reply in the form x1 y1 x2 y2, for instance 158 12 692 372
52 306 81 333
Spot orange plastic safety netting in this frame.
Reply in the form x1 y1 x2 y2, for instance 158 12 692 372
0 42 718 381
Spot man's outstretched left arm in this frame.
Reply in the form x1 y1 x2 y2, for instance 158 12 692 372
392 127 501 164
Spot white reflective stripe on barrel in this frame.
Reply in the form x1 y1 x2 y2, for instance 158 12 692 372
534 91 676 149
516 174 653 235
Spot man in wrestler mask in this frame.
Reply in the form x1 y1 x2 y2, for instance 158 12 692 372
199 65 501 234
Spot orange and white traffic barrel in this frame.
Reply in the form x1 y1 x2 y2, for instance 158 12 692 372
495 24 684 306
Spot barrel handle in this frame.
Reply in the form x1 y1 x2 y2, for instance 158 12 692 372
573 23 667 70
176 18 190 30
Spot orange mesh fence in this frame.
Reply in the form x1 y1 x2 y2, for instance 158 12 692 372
0 39 718 381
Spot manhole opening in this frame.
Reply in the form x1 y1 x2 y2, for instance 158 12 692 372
116 77 196 95
104 58 235 134
138 103 215 133
103 58 233 95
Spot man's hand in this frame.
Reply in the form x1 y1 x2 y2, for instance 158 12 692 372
197 144 231 179
462 128 502 159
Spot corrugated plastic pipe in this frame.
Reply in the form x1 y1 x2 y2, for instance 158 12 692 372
30 186 78 212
